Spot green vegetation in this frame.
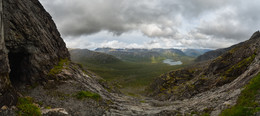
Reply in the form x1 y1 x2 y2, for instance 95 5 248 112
48 58 69 75
217 53 256 86
200 113 210 116
75 91 101 101
80 60 188 94
45 90 70 100
225 54 256 77
190 111 208 116
45 106 51 109
220 73 260 116
17 97 41 116
190 111 210 116
71 49 195 95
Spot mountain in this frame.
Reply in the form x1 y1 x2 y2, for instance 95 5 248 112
195 47 234 62
194 40 252 62
182 49 212 57
69 49 121 64
95 48 194 63
195 32 260 62
147 31 260 115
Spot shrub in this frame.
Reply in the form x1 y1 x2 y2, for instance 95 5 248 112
48 58 69 75
220 73 260 116
17 97 41 116
75 91 101 101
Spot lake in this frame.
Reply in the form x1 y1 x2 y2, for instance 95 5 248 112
163 59 182 65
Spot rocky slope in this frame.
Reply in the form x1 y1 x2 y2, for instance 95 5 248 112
147 31 260 115
194 34 255 62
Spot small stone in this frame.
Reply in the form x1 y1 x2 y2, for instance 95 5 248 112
41 108 69 115
0 93 2 96
11 106 17 110
255 111 260 116
223 101 231 106
33 103 40 107
1 106 8 110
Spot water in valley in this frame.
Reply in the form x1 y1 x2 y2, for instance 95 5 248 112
163 59 182 65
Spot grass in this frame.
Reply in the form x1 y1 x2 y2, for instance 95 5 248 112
48 58 69 75
200 113 210 116
71 51 194 95
220 73 260 116
80 60 188 94
16 97 41 116
75 91 101 101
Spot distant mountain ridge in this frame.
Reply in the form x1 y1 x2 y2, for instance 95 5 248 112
95 48 210 57
182 49 212 57
69 49 121 64
96 48 187 63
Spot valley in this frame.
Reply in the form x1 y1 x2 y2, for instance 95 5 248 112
70 48 199 95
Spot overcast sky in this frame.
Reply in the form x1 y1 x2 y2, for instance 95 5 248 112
39 0 260 50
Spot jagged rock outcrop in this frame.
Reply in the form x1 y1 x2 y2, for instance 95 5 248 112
0 0 69 107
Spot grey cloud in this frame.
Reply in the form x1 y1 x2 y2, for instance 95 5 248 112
40 0 260 49
196 9 248 40
194 0 260 41
40 0 180 37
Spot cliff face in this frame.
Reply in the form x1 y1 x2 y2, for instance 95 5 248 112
0 0 69 107
0 0 16 107
4 0 70 84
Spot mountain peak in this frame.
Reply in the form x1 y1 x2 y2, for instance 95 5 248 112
250 30 260 40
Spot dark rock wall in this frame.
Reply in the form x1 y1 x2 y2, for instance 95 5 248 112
3 0 70 84
0 0 10 88
0 0 70 107
0 0 17 107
